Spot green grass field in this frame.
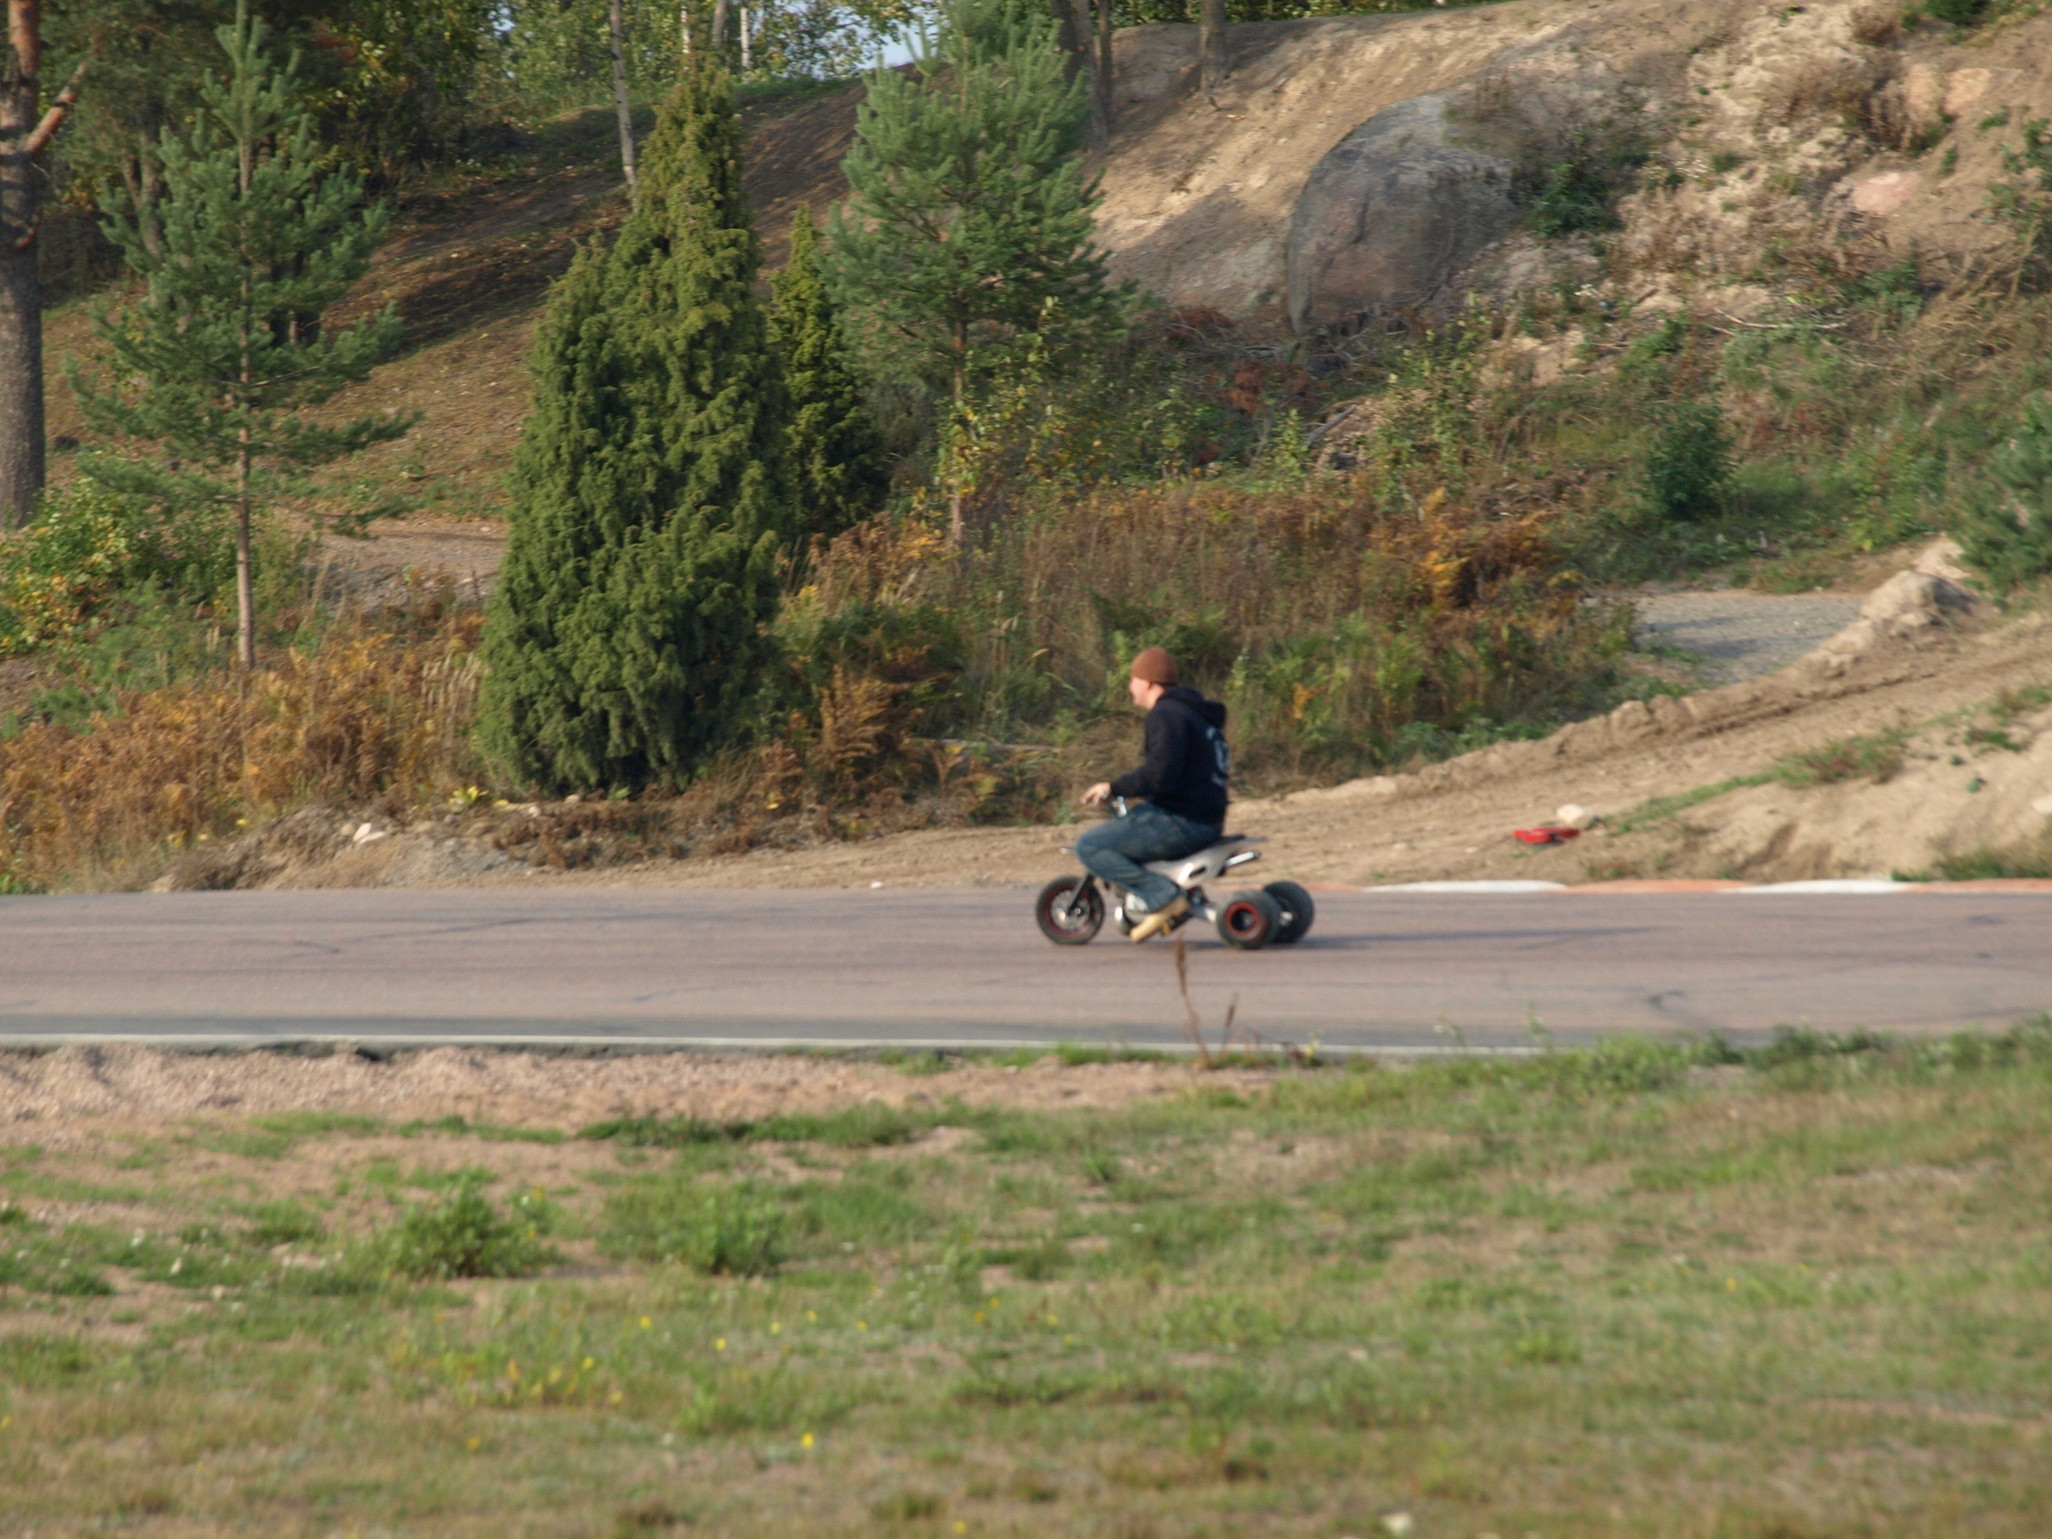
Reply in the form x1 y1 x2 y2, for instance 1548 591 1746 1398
3 1029 2050 1536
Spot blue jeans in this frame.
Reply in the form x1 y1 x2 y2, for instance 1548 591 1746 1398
1075 803 1222 915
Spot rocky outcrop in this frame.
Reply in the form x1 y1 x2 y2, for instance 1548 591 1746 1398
1093 0 2052 332
1287 94 1518 335
1810 540 1979 674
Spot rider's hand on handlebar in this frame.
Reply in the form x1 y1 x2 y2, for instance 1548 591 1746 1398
1081 781 1113 806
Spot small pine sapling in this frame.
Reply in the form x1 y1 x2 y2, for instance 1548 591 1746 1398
67 1 411 669
1958 393 2052 591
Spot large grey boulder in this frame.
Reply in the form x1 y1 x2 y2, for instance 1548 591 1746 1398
1287 92 1519 336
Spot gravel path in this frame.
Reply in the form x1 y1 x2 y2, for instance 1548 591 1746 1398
315 519 505 611
1632 590 1863 683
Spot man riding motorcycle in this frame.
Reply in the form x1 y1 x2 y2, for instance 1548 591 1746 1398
1078 647 1231 942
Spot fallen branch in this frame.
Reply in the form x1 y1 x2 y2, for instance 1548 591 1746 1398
1712 308 1844 332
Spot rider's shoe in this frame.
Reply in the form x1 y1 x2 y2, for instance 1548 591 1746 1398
1128 895 1190 943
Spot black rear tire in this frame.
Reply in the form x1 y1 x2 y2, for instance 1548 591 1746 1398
1217 889 1283 950
1263 880 1316 944
1036 876 1105 945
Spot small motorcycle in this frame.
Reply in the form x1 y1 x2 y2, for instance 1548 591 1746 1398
1035 798 1315 950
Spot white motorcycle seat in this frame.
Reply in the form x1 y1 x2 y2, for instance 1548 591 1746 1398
1143 835 1263 890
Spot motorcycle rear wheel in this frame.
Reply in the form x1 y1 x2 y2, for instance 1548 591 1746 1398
1263 880 1316 944
1218 889 1283 950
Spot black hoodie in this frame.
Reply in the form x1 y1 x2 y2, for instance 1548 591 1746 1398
1109 685 1230 828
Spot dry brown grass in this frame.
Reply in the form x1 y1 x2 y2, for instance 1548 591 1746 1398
814 478 1623 788
1758 54 1887 131
0 611 483 890
1849 2 1903 46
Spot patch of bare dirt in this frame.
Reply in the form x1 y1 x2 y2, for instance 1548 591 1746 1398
0 1044 1272 1130
310 519 507 612
0 655 51 720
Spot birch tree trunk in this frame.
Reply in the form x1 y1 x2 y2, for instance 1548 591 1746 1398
607 0 637 195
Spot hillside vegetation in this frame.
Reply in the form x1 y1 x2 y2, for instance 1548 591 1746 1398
7 0 2052 891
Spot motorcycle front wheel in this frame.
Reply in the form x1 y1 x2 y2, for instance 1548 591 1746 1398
1035 876 1106 945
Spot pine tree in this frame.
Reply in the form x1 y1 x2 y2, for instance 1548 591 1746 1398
767 206 886 546
66 1 409 668
828 0 1119 541
477 56 790 794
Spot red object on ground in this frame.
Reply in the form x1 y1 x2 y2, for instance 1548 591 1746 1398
1513 826 1581 844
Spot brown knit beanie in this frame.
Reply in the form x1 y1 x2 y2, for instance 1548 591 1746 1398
1130 647 1178 686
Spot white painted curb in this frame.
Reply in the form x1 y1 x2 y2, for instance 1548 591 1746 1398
1367 880 1568 894
1722 880 1911 895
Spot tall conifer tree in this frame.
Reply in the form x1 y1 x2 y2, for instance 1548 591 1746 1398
767 206 886 546
478 56 789 793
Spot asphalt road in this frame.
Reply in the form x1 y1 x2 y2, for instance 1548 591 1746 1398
1 888 2047 1052
1632 591 1863 683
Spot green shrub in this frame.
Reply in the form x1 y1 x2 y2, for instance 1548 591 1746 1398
601 1179 785 1275
1523 125 1645 239
382 1180 556 1281
1957 392 2052 591
1640 401 1731 521
1924 0 1989 26
0 479 234 657
1988 119 2052 289
1528 158 1619 237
